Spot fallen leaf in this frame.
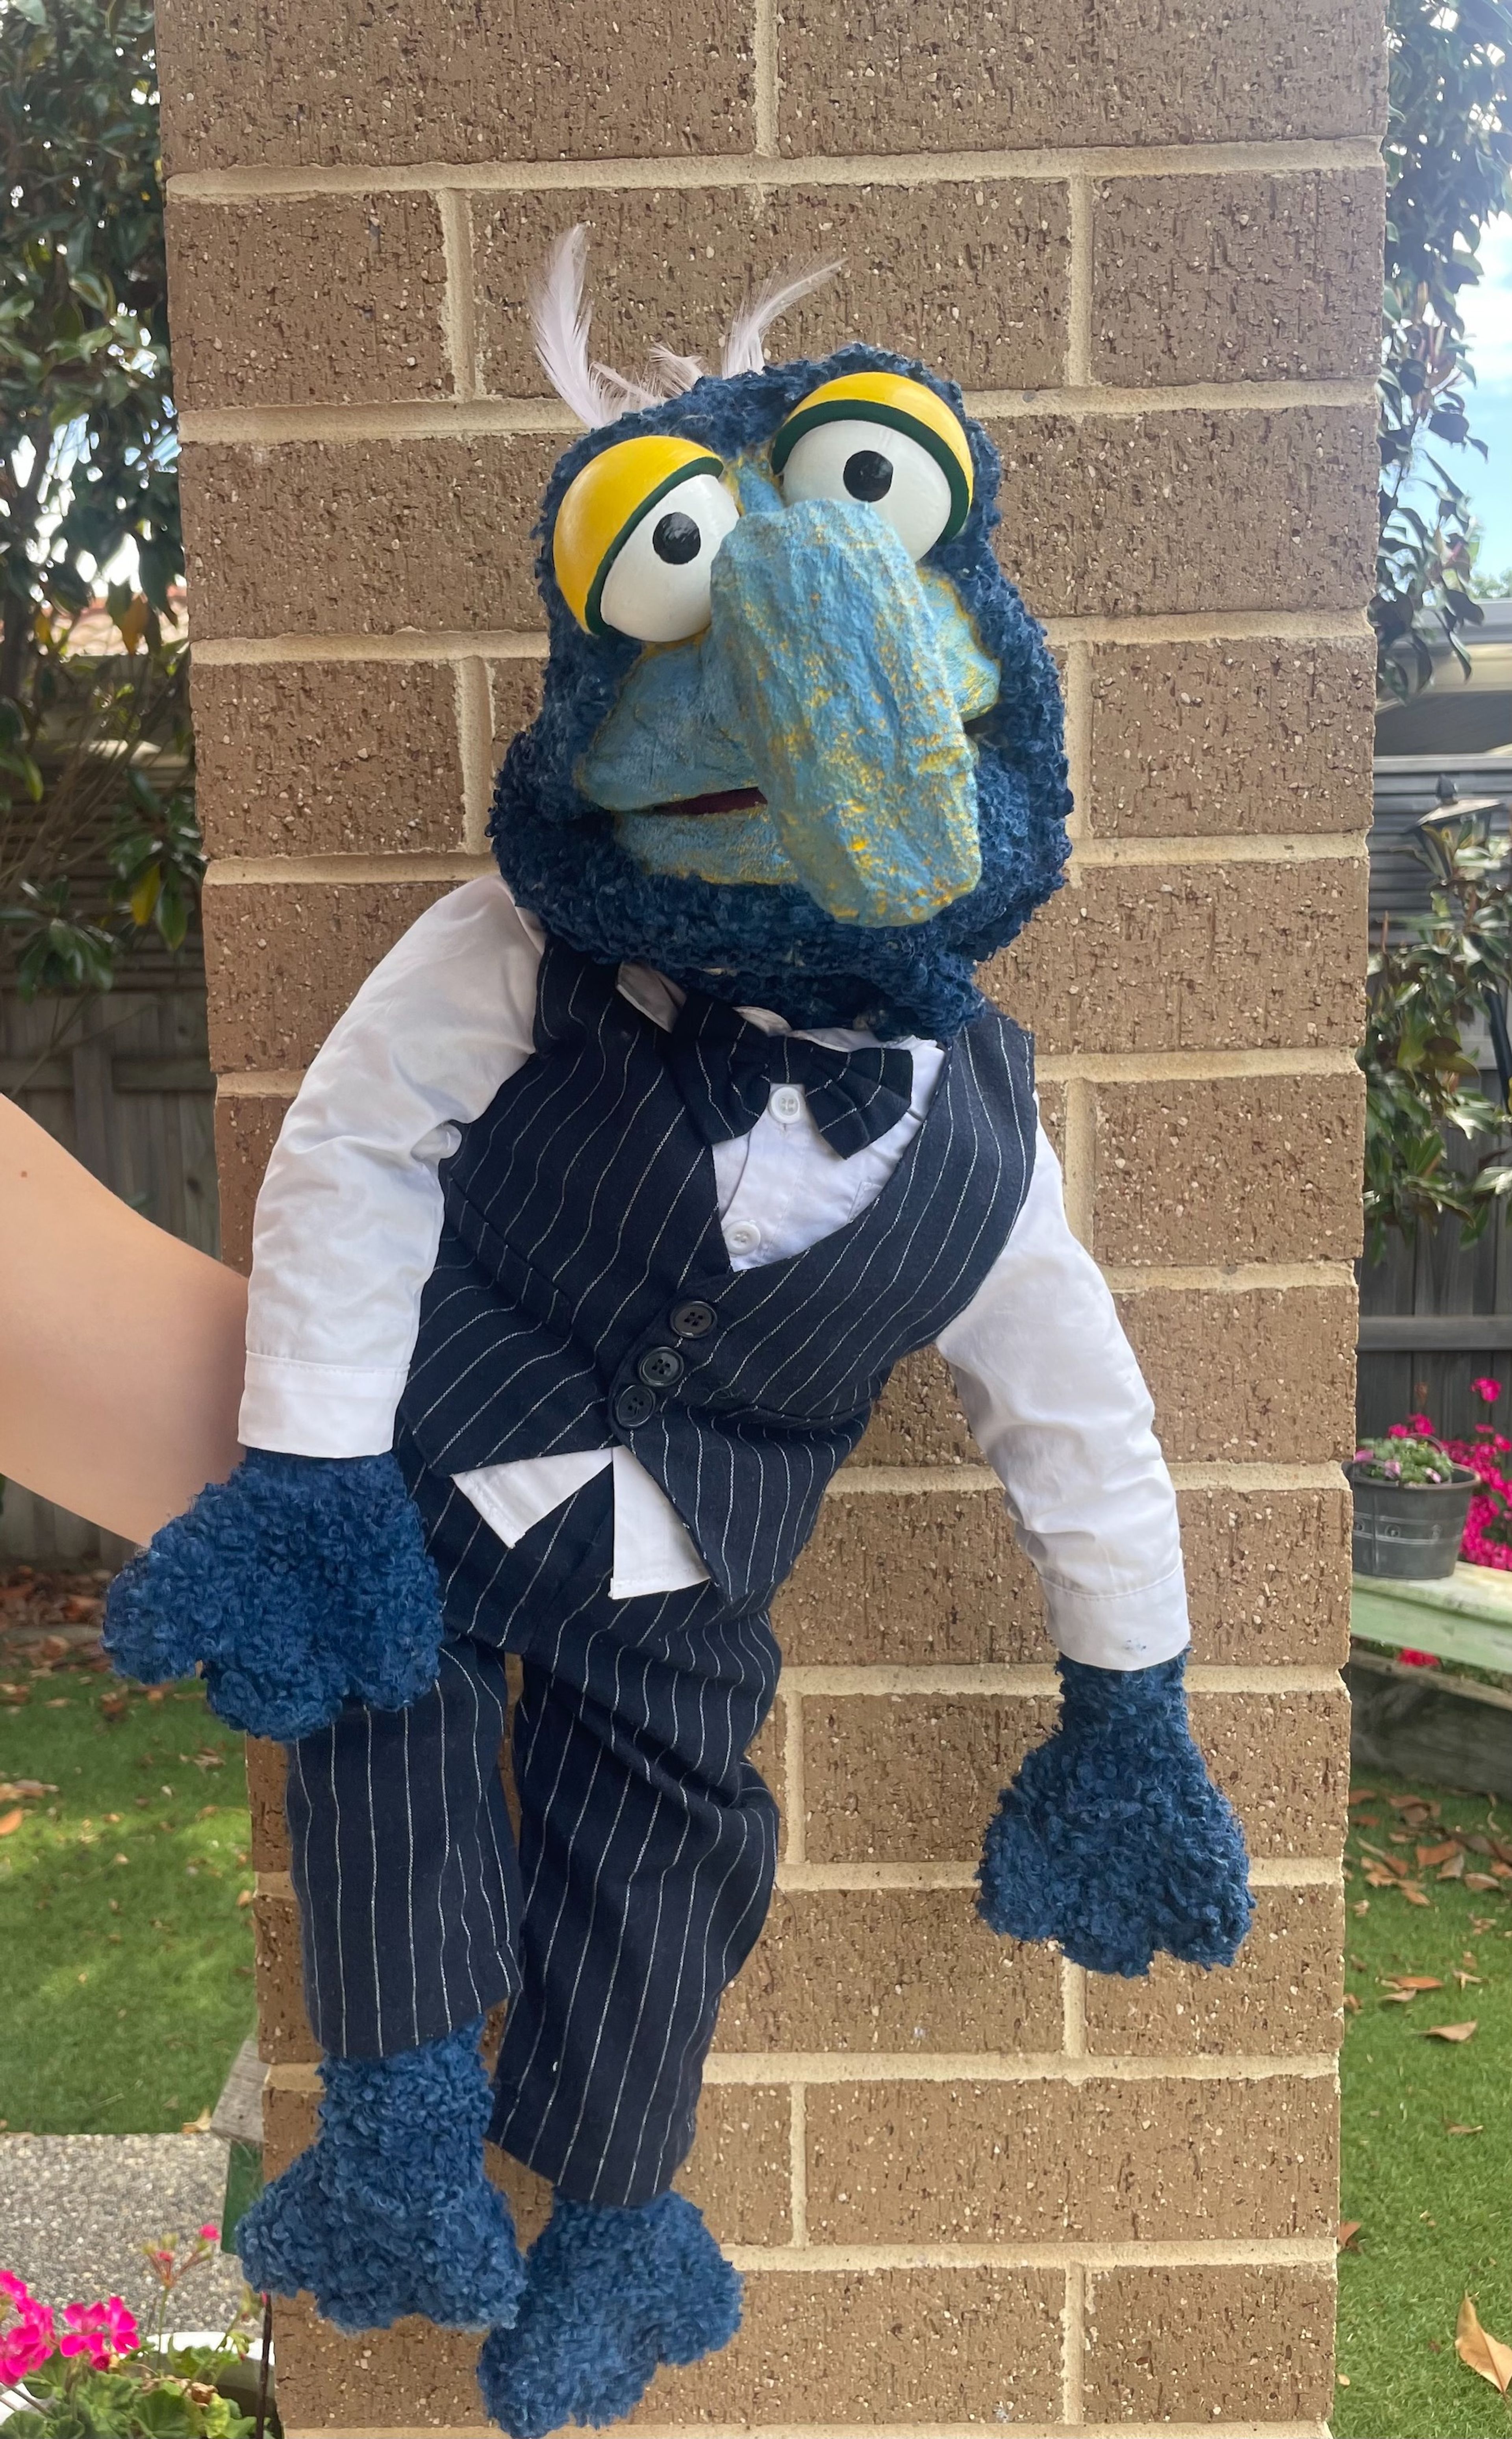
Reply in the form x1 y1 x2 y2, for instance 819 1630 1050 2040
1349 1788 1384 1803
1491 1839 1512 1866
1458 2296 1512 2396
1401 1883 1432 1905
1455 1970 1484 1988
1351 1810 1382 1826
98 1692 128 1720
1464 1873 1502 1892
0 1780 56 1800
1389 1792 1430 1812
1418 1840 1462 1868
181 2107 213 2133
191 1749 224 1772
1337 2220 1363 2252
1447 2124 1485 2136
1353 1898 1371 1915
1343 1991 1362 2014
1388 1975 1444 1990
236 1887 253 1907
0 1808 24 1837
1439 1851 1468 1880
1380 1990 1418 2005
1424 2020 1479 2041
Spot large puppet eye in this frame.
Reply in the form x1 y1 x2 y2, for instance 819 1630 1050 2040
771 371 973 559
552 434 738 642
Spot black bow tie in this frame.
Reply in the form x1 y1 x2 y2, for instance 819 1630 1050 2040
666 990 914 1159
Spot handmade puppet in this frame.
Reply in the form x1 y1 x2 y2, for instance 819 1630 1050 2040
104 235 1254 2439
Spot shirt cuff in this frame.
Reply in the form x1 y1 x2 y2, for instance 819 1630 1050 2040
239 1352 408 1458
1036 1564 1191 1671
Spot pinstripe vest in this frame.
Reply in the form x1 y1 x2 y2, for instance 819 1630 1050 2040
398 939 1036 1605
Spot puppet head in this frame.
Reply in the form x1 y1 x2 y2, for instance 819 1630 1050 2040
490 231 1071 1040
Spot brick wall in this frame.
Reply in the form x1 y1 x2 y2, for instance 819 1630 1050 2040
159 0 1383 2428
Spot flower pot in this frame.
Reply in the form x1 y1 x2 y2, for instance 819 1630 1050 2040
1348 1462 1479 1581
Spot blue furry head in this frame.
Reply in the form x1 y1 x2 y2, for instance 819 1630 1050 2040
490 343 1071 1040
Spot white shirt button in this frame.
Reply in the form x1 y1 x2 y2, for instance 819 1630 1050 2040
769 1084 804 1124
726 1219 762 1255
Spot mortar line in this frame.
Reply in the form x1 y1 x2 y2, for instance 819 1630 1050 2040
1059 1077 1097 1251
169 133 1383 202
769 1857 1339 1892
1062 2261 1087 2426
288 2417 1334 2438
823 1459 1350 1492
1102 1259 1356 1293
1033 1048 1360 1082
437 189 480 400
1062 638 1092 844
178 374 1371 447
1065 179 1093 390
1061 1959 1088 2061
788 2082 808 2245
753 0 779 158
777 1662 1341 1694
453 660 496 853
783 1687 806 1864
701 2049 1338 2085
188 609 1369 667
1070 830 1366 864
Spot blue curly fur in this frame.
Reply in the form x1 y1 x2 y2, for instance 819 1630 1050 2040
491 344 1071 1040
978 1655 1256 1978
235 2020 526 2335
102 1449 443 1742
476 2192 741 2438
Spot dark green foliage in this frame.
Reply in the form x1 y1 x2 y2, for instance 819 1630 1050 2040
0 0 200 998
1375 0 1512 699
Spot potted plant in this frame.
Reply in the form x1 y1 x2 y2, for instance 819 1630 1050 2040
0 2227 275 2439
1348 1425 1479 1579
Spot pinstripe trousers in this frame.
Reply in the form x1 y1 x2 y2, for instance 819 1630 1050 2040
284 1453 782 2207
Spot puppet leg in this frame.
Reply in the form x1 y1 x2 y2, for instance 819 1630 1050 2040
235 1643 527 2333
476 1586 779 2438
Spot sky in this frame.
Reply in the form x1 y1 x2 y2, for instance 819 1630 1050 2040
1456 211 1512 578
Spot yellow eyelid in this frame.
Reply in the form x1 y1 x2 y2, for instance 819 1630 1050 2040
769 373 974 541
552 436 728 635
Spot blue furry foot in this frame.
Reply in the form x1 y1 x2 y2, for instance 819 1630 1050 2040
978 1653 1255 1978
476 2192 741 2439
236 2020 525 2335
103 1447 442 1740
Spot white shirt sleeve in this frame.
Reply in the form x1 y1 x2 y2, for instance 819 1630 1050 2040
238 875 544 1458
935 1125 1190 1672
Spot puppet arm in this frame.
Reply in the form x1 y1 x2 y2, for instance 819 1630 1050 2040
104 877 542 1739
937 1130 1253 1978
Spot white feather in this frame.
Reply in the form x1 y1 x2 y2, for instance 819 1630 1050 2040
721 259 842 376
531 226 658 427
648 342 707 396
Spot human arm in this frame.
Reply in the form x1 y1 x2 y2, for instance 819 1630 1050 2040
936 1128 1253 1976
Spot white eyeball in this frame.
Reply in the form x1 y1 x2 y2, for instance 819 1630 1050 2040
597 472 740 644
778 418 957 561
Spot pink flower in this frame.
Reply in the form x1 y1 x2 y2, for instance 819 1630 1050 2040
58 2298 138 2368
0 2272 30 2305
1388 1422 1410 1438
1398 1649 1442 1668
198 2226 219 2245
0 2277 56 2385
1473 1376 1502 1404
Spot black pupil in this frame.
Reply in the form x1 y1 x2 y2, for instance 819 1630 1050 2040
843 447 893 501
653 510 701 564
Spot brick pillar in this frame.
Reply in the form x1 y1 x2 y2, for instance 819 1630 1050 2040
163 0 1382 2426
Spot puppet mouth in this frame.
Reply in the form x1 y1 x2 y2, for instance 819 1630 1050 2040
650 786 767 817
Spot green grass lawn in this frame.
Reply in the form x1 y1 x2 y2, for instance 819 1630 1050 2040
0 1657 255 2134
1336 1769 1512 2438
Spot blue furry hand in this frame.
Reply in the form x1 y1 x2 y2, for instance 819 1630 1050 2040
978 1654 1254 1978
103 1449 443 1741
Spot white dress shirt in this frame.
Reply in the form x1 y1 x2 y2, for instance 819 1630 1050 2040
240 876 1189 1668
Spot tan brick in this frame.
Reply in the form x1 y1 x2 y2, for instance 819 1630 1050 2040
1084 1883 1344 2055
800 1690 1057 1865
487 658 547 761
1116 1283 1357 1465
193 661 466 859
204 878 454 1073
1091 171 1384 384
778 0 1385 153
855 1345 980 1464
154 0 755 175
1091 1075 1364 1266
1192 1686 1350 1862
805 2071 1338 2242
716 1885 1062 2054
800 1684 1345 1866
269 2300 482 2431
1087 637 1377 836
1179 1486 1353 1669
474 183 1069 396
989 858 1367 1055
263 2072 790 2244
167 195 450 410
180 435 560 640
777 1483 1043 1667
630 2264 1064 2425
252 1882 317 2064
1084 2263 1335 2422
214 1091 290 1272
750 1693 788 1846
988 406 1377 619
245 1736 289 1872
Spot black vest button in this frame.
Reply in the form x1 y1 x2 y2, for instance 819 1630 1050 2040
614 1383 657 1429
637 1345 685 1389
669 1299 717 1339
